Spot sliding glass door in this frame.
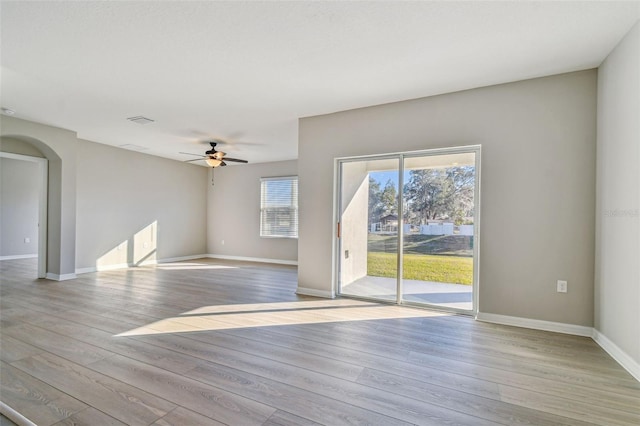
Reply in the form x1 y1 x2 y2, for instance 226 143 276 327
336 146 480 314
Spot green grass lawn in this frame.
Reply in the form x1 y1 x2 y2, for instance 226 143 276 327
368 234 473 256
367 251 473 285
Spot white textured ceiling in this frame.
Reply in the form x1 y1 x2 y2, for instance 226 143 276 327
1 1 638 165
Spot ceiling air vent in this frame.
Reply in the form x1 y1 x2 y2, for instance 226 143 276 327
127 116 155 125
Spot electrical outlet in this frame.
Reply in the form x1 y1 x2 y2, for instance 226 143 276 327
557 280 568 293
24 237 30 243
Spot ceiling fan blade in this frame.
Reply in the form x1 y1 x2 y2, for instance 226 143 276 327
220 161 227 167
179 152 205 157
184 158 203 163
223 157 248 163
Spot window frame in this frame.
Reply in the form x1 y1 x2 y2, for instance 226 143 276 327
260 176 299 239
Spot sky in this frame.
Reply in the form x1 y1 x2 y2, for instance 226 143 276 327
370 170 410 189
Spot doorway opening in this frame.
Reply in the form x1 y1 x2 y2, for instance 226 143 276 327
0 152 48 278
335 146 480 315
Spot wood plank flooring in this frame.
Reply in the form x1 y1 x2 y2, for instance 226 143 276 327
1 258 639 425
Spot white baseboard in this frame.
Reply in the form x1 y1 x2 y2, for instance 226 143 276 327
0 401 36 426
0 254 38 260
476 312 593 337
158 254 210 264
207 254 298 266
76 262 129 274
76 254 209 275
296 286 335 299
76 253 296 275
45 272 77 281
592 329 640 382
74 266 97 274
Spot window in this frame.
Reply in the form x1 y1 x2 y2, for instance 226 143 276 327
260 176 298 238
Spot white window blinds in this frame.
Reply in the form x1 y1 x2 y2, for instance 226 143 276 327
260 176 298 238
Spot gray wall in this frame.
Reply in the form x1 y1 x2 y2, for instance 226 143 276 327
299 70 597 325
75 140 208 271
595 22 639 367
0 157 40 257
1 117 209 276
207 160 298 263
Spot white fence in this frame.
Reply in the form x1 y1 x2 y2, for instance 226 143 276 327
371 222 474 236
370 223 397 233
419 223 474 236
420 223 454 235
458 225 474 236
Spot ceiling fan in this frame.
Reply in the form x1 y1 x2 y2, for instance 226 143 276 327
180 141 248 168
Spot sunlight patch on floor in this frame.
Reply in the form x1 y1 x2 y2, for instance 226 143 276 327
182 299 375 315
116 300 450 337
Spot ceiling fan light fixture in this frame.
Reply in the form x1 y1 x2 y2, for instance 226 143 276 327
213 151 226 160
205 157 222 168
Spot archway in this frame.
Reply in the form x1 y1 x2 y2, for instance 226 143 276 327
1 134 65 279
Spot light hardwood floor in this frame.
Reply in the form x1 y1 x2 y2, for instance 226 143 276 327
1 258 639 425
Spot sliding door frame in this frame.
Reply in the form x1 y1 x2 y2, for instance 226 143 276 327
333 145 481 316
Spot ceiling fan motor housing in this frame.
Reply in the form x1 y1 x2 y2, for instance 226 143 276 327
180 140 247 166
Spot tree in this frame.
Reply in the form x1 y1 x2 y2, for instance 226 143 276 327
380 179 398 216
368 177 384 225
404 166 474 225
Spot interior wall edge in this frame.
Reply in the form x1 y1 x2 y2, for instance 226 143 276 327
594 20 640 369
